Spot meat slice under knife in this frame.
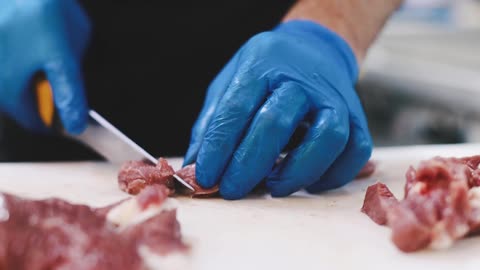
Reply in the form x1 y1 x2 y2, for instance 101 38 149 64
118 158 175 195
118 158 219 197
175 164 219 197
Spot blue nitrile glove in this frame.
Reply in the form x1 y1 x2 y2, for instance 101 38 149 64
184 20 373 199
0 0 91 134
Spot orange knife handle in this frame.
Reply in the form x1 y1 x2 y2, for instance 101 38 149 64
35 77 55 128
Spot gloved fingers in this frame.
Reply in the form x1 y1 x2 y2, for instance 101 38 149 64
195 66 268 189
183 55 239 166
306 116 372 193
342 88 370 132
266 107 350 197
219 82 310 200
5 89 50 133
44 55 88 134
0 68 46 132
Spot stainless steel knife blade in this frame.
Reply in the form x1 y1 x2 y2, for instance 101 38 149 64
67 110 194 191
33 78 193 191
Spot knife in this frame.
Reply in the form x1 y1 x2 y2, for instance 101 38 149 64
35 77 194 191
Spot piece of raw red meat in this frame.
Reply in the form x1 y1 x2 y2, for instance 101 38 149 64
118 157 219 198
361 182 398 225
459 156 480 187
0 193 142 270
123 209 189 256
356 160 376 179
118 158 175 195
176 164 219 197
135 184 171 210
361 155 480 252
387 200 432 252
0 187 188 270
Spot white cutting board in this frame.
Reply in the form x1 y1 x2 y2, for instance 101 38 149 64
1 144 480 270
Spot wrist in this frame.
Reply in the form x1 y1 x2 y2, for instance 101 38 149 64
274 20 359 82
283 0 404 66
282 4 367 64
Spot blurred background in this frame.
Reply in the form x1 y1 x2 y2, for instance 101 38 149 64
357 0 480 146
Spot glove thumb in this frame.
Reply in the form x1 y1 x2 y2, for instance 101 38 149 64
44 56 88 135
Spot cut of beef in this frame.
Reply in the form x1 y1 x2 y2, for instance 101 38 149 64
0 187 188 270
176 164 219 197
123 209 189 256
118 158 175 195
118 158 219 198
0 193 142 270
135 184 170 210
361 182 398 225
356 161 376 179
362 155 480 252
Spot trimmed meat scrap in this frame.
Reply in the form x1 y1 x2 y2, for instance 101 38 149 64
361 183 398 225
362 155 480 252
387 201 432 252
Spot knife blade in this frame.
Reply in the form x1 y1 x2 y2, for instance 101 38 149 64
74 110 194 191
35 77 194 191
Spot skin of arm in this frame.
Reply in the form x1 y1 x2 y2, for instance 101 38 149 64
283 0 405 64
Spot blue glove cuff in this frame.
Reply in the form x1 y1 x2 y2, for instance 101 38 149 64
273 20 359 83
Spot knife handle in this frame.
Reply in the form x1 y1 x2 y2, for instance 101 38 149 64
34 75 62 130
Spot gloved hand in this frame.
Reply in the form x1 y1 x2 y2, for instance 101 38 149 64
0 0 91 134
184 20 373 200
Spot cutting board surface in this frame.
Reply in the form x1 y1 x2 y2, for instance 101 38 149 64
1 144 480 270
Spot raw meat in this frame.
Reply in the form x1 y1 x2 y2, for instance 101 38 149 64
176 164 219 197
458 156 480 187
387 200 432 252
117 158 219 198
362 155 480 252
361 182 398 225
0 193 142 270
0 187 188 270
356 160 376 179
118 157 371 198
93 198 129 218
135 184 170 210
123 209 189 256
118 158 175 195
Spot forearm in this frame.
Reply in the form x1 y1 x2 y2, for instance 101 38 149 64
284 0 404 65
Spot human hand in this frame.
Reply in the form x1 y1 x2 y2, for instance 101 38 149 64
185 20 372 199
0 0 91 134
